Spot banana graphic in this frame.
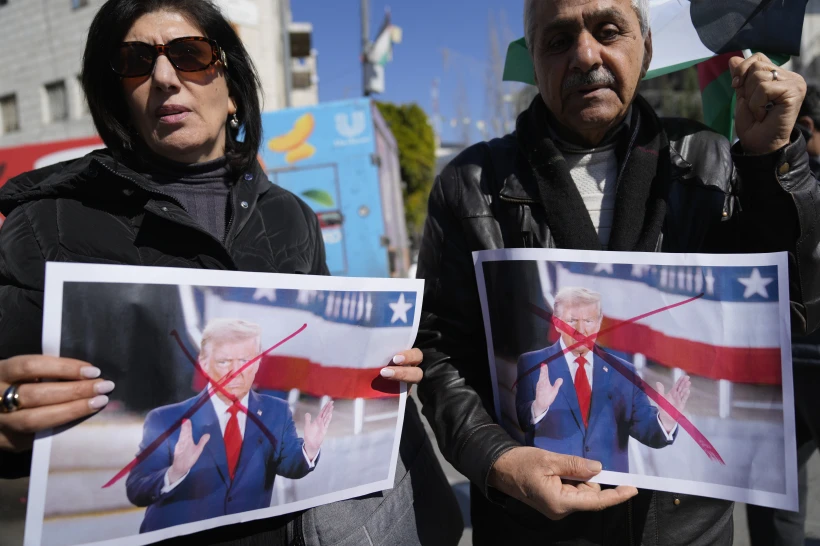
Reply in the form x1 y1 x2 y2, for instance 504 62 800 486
285 142 316 164
268 113 315 152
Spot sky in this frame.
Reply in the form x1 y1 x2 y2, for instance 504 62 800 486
291 0 528 146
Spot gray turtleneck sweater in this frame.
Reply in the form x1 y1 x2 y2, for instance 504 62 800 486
137 156 233 243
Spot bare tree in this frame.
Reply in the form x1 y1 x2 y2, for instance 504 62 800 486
456 69 472 145
485 8 527 138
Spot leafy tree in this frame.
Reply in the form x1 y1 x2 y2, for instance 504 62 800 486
375 101 436 245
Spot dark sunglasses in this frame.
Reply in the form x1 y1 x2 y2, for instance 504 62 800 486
110 36 227 78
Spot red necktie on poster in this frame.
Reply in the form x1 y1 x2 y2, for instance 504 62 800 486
574 355 591 428
225 404 242 480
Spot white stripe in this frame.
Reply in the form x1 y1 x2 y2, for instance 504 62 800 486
647 0 715 74
556 269 780 348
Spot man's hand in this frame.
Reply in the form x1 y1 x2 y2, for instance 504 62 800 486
303 400 333 461
656 376 691 433
532 365 563 418
168 419 209 484
730 53 807 155
488 447 637 520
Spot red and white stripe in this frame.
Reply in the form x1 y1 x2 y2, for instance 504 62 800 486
555 269 782 385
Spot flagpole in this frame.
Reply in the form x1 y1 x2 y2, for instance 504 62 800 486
361 0 371 96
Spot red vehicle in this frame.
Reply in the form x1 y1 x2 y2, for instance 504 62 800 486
0 136 105 227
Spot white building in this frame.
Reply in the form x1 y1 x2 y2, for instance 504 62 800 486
0 0 318 148
795 0 820 85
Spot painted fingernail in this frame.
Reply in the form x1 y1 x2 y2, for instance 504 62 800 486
88 395 109 409
380 368 395 378
392 355 406 365
732 77 739 87
587 460 603 473
81 366 102 379
94 381 115 395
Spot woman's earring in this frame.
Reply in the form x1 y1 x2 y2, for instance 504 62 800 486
230 114 240 129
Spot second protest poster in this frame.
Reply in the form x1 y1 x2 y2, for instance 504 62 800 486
474 248 796 511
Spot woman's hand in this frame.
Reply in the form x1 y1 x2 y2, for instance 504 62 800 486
0 355 114 452
379 349 424 384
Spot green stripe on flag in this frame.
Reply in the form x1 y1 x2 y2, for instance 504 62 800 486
701 69 737 140
503 38 535 85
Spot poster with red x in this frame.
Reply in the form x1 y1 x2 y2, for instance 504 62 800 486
24 263 422 546
474 248 797 511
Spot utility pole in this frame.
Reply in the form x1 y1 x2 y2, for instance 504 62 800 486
361 0 371 96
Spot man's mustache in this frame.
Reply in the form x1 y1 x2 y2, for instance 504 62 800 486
563 67 617 91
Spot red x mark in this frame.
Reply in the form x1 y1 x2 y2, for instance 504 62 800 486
517 294 725 465
102 323 307 489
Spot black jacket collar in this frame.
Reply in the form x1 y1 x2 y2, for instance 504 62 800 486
0 149 272 221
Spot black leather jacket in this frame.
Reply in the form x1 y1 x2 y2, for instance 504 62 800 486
416 113 820 545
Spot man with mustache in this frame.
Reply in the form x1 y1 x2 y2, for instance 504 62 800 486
126 318 333 533
414 0 820 544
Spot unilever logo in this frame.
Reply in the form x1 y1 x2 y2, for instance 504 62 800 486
334 110 370 146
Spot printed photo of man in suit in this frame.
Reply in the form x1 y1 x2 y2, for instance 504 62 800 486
515 287 689 473
126 318 333 533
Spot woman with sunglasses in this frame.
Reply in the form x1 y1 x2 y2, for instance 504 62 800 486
0 0 463 544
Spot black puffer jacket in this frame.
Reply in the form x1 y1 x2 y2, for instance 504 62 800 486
416 105 820 546
0 149 464 545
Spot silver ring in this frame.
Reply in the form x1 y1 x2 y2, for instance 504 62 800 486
771 70 779 81
2 383 20 413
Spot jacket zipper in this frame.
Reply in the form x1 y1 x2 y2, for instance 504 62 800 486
224 193 235 250
498 194 537 205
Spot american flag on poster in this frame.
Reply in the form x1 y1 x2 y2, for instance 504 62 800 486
188 287 417 399
548 262 782 385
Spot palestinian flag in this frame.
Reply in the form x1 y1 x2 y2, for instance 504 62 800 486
503 0 809 137
696 52 742 140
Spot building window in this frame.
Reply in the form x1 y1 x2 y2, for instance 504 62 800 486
45 81 69 122
71 0 88 9
0 95 20 134
292 72 312 89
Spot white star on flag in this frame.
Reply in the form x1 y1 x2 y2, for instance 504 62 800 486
704 269 716 295
738 268 774 299
389 294 413 324
594 263 614 274
253 288 276 302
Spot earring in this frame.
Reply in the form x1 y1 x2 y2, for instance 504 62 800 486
229 114 239 129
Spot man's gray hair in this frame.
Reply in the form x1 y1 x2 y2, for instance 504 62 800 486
524 0 650 53
553 287 603 319
200 318 262 356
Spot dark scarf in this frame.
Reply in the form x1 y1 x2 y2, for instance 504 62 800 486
516 94 670 252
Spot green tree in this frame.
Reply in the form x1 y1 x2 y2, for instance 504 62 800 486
375 101 436 244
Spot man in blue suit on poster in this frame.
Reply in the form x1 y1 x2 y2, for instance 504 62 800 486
516 287 690 473
126 318 334 533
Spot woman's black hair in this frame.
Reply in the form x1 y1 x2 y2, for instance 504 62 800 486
81 0 262 172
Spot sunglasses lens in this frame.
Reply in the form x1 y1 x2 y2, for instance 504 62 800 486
112 43 156 76
168 40 215 71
